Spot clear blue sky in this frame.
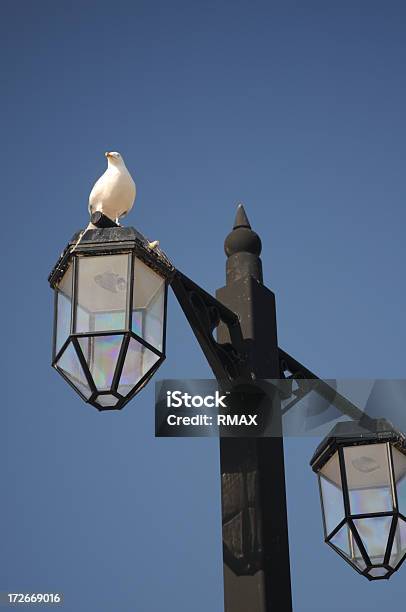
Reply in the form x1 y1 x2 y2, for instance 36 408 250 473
2 2 406 611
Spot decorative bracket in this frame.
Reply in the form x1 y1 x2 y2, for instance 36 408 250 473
170 271 249 382
279 348 376 428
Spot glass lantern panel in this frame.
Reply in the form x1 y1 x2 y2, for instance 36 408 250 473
117 336 160 396
75 255 129 333
56 342 92 399
95 395 119 408
145 286 165 352
330 524 351 557
391 447 406 516
78 335 123 391
351 537 367 571
55 263 73 357
132 258 165 351
320 474 345 536
353 516 393 564
320 450 342 487
389 517 406 568
344 443 393 514
330 524 366 570
368 567 388 578
319 452 344 536
131 309 144 338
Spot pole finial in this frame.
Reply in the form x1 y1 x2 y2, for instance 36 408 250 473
223 203 263 282
233 203 251 230
225 204 262 258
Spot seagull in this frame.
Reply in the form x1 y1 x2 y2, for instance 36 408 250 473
89 151 136 224
72 152 159 251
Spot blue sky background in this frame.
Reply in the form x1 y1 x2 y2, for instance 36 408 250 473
1 1 406 610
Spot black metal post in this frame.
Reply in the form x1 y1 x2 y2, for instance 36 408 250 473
216 205 293 612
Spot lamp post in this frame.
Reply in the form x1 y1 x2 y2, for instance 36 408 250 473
215 206 292 611
49 206 406 611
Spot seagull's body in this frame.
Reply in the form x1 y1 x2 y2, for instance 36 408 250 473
88 151 136 223
72 151 159 252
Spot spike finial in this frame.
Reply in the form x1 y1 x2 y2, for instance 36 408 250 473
233 203 251 230
224 203 262 258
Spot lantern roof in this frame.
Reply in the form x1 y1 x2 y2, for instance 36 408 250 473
48 226 175 289
310 418 406 473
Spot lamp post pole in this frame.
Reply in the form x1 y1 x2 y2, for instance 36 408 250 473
216 205 292 612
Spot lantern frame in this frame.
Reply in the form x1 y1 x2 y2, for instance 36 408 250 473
310 418 406 580
49 227 174 410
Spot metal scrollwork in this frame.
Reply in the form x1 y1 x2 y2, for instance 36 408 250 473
171 271 248 382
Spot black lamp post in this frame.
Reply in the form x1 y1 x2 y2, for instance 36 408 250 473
49 207 406 611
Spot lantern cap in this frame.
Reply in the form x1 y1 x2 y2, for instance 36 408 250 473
48 226 175 288
310 417 406 473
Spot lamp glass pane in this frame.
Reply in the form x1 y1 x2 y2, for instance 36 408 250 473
344 443 393 514
319 451 344 536
55 263 73 356
117 336 160 396
391 447 406 516
351 537 367 571
145 287 165 351
353 516 392 564
131 309 144 338
330 524 350 557
389 517 406 568
320 476 344 536
96 395 119 408
329 523 366 570
132 258 165 351
75 255 129 332
56 342 91 399
368 567 388 578
78 335 123 391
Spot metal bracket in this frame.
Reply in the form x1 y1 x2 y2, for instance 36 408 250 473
170 271 249 382
278 348 377 428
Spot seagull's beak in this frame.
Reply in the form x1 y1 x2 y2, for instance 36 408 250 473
105 151 111 158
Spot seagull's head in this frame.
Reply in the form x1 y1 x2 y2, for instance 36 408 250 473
105 151 125 167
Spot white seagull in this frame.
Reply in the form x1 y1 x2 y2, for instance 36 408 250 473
89 151 136 224
72 151 159 251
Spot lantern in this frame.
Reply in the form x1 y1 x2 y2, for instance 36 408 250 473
310 418 406 580
49 226 173 410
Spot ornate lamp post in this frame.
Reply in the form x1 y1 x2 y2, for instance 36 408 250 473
49 206 406 610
